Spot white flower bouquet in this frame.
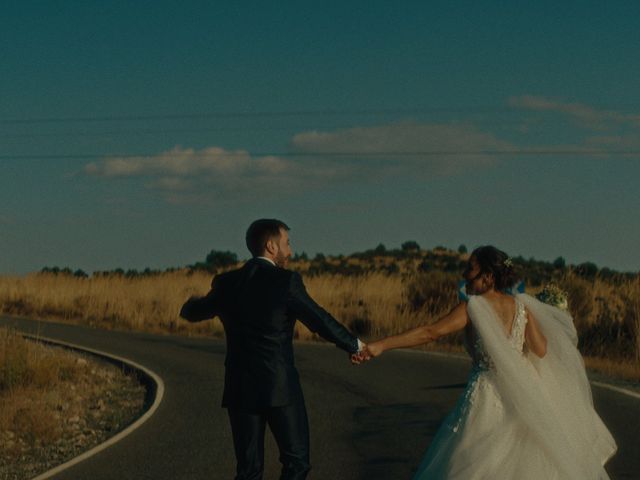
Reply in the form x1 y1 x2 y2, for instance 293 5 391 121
536 283 569 310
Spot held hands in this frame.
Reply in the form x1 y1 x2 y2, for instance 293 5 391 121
350 339 369 365
350 341 384 365
350 347 368 365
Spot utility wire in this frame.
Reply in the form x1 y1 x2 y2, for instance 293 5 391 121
1 150 639 161
2 104 638 125
0 126 305 139
0 106 538 125
0 119 571 140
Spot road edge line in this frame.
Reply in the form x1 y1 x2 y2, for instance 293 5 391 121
590 381 640 400
19 333 166 480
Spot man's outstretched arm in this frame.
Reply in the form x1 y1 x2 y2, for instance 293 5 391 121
287 272 360 354
180 276 222 322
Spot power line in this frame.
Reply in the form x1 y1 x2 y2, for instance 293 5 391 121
0 126 303 139
0 106 535 125
0 120 579 140
1 150 639 161
0 124 384 140
3 103 640 126
2 102 638 126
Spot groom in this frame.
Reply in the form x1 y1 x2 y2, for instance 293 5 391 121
180 219 365 480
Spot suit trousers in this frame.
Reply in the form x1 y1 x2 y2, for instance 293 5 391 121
227 392 311 480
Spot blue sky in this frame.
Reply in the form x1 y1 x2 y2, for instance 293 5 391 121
2 1 640 274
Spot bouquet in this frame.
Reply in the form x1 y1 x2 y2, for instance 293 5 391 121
536 283 569 310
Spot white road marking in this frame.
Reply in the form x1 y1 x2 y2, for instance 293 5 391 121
19 334 166 480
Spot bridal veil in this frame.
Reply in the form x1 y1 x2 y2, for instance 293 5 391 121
465 294 617 479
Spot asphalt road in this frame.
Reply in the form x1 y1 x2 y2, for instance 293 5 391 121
1 316 638 480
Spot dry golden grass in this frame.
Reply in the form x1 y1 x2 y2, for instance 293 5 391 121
0 271 225 337
557 273 640 364
0 327 141 439
299 273 423 339
1 266 638 381
0 270 440 342
0 327 145 478
1 328 75 454
584 356 640 383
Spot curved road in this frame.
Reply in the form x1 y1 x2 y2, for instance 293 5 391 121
1 316 638 480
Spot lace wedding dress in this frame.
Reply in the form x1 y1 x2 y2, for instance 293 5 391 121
413 294 617 480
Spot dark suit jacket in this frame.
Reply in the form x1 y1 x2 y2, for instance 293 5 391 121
180 258 358 410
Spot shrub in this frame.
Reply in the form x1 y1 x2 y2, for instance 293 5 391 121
405 271 459 317
553 257 566 270
575 262 598 279
401 241 420 252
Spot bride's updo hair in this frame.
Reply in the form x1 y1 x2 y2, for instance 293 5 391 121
470 246 518 291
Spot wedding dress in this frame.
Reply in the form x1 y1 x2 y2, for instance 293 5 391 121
413 294 617 480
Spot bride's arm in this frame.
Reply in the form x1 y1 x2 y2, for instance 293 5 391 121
524 308 547 357
364 303 469 358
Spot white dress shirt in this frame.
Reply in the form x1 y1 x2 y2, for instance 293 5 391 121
256 256 276 266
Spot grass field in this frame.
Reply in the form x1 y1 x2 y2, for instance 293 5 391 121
1 257 638 381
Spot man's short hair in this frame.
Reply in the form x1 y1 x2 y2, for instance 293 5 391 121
245 219 290 257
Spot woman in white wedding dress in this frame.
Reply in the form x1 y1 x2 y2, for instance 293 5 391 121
363 246 617 479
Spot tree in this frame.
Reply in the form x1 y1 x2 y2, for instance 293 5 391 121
73 269 88 278
552 256 566 270
373 243 387 255
191 249 239 272
458 244 468 254
204 250 238 268
401 240 420 252
575 262 598 278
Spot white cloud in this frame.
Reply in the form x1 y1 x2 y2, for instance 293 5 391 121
290 122 511 176
508 95 640 156
292 122 510 154
509 95 640 130
85 145 342 203
584 134 640 153
85 122 510 202
85 146 275 178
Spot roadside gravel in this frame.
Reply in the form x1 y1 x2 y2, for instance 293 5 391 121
0 346 146 480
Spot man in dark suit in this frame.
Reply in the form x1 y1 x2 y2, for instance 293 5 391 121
180 219 364 480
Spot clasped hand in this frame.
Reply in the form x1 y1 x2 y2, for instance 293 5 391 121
349 342 383 365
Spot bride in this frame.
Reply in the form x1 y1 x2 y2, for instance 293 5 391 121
361 246 617 479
